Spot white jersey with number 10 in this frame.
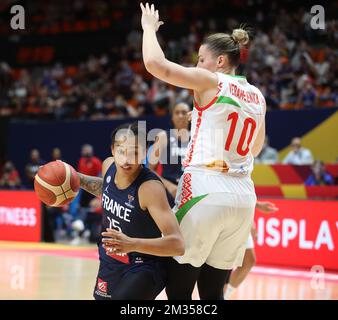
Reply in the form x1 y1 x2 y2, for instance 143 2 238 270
183 72 265 177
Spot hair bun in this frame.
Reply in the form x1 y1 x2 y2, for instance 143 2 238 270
232 28 249 46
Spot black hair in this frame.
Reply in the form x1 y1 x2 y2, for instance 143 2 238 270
170 102 191 131
111 122 146 147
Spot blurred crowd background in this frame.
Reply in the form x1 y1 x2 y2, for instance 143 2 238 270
0 0 337 120
0 0 337 243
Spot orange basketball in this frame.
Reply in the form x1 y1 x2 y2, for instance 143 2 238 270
34 161 80 207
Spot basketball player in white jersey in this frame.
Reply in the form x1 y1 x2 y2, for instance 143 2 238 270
141 3 266 299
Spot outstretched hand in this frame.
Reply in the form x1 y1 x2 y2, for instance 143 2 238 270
256 201 279 213
140 2 164 32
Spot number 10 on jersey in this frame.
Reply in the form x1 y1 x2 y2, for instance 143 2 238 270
224 112 257 156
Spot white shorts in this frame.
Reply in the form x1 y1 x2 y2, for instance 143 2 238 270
173 168 256 270
246 233 255 249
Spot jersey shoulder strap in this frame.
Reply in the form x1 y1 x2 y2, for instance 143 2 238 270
134 166 162 189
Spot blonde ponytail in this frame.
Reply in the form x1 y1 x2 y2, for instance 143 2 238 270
231 28 250 46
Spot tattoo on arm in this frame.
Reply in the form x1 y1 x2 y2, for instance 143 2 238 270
78 173 103 197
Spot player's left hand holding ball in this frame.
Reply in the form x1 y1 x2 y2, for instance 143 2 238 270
102 228 137 254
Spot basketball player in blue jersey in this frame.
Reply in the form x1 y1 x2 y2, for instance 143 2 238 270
148 102 191 205
77 122 184 300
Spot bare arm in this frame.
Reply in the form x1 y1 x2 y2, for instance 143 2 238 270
158 177 178 198
78 173 103 197
136 180 184 256
148 131 167 171
148 131 178 197
140 3 217 91
252 97 267 157
102 180 184 257
78 156 114 197
252 119 265 157
256 201 279 213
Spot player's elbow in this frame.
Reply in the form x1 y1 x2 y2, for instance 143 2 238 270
252 147 261 158
172 235 185 256
144 58 155 72
174 245 185 257
144 58 166 77
252 142 263 157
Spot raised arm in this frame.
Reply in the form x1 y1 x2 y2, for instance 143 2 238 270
140 3 217 91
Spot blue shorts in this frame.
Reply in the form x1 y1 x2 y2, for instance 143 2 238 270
93 257 167 300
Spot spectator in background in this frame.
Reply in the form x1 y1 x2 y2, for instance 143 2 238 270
25 149 46 188
305 160 334 186
1 1 337 119
68 144 102 245
255 136 279 164
51 147 62 161
77 144 102 207
0 161 21 189
283 137 314 165
297 80 317 109
115 60 134 99
85 196 103 243
78 144 102 176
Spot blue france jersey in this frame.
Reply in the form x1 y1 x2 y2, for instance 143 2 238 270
99 162 163 264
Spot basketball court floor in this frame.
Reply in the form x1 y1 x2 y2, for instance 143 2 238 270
0 241 337 300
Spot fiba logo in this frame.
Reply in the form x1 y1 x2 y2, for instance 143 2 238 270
310 5 325 30
10 5 25 30
125 194 135 209
127 194 134 204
